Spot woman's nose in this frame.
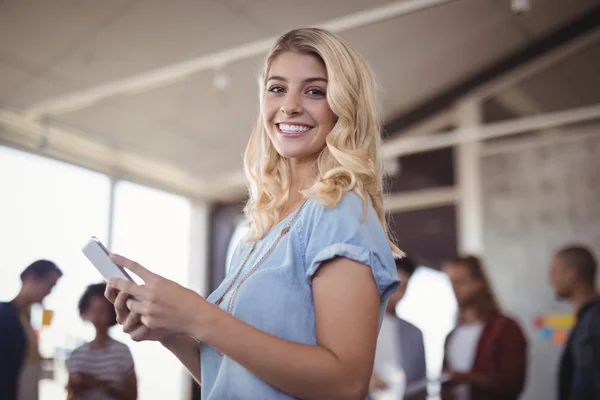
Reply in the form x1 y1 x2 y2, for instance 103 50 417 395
280 94 302 116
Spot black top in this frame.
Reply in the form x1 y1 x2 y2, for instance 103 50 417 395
558 296 600 400
0 301 27 400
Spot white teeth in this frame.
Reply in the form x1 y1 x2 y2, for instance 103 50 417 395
279 124 310 133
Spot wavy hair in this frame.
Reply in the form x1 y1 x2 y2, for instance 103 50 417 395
243 28 403 257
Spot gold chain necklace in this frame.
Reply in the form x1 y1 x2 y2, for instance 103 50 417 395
215 198 308 315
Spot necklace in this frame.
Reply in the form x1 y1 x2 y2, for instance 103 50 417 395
215 198 309 315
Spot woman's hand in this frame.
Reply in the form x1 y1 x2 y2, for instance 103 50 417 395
107 254 210 338
105 265 174 343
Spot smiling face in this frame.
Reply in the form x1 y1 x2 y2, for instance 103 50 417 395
262 51 337 162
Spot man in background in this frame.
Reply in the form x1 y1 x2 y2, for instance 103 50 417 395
549 245 600 400
0 260 62 400
370 256 427 400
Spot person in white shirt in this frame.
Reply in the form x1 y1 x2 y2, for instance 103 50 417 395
370 257 427 400
66 283 137 400
441 256 527 400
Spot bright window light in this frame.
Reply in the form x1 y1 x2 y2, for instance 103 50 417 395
110 180 192 400
0 146 111 399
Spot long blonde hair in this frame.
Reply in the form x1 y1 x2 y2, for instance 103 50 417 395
243 28 403 257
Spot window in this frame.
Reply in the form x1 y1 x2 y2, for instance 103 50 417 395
110 181 192 400
396 266 458 379
0 147 198 399
0 146 111 399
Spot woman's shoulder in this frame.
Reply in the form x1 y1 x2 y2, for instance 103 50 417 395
68 343 91 360
300 190 388 248
108 338 133 353
303 191 372 222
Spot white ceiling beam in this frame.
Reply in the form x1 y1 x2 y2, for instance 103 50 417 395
481 122 600 157
468 27 600 101
384 187 458 213
23 0 453 119
381 103 600 159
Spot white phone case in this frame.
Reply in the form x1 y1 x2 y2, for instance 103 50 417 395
82 237 134 282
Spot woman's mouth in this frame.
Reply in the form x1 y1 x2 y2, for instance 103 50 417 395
276 123 314 137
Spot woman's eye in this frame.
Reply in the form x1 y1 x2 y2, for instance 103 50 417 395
306 88 326 97
267 85 285 93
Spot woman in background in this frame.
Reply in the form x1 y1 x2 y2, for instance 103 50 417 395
442 255 527 400
105 27 403 400
67 283 136 400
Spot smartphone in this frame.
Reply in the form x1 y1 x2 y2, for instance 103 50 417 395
82 236 135 282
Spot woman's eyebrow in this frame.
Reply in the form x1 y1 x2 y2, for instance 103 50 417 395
266 76 328 84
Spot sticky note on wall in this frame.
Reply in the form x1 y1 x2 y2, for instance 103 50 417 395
532 313 574 345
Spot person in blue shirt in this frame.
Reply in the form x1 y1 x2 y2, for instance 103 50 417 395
105 27 402 400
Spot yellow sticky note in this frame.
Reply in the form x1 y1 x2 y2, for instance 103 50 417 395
41 309 54 327
545 314 575 329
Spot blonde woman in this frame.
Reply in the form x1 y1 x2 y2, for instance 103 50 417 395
105 28 402 400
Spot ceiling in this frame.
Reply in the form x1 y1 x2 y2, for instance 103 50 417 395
0 0 598 201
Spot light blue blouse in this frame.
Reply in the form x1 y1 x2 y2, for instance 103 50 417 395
200 192 400 399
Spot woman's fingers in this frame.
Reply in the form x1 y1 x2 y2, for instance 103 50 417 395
129 324 151 342
114 291 131 324
122 312 142 334
111 254 156 281
126 299 145 314
108 278 146 299
104 284 119 304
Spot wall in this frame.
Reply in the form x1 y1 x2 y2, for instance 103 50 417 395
387 147 458 268
480 129 600 400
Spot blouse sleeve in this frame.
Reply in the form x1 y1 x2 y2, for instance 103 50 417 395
301 193 400 301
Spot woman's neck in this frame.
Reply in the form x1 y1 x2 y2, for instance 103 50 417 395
289 158 316 192
282 157 317 218
91 329 111 348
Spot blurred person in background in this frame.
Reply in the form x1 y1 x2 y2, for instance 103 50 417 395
549 245 600 400
104 27 403 400
441 255 527 400
66 283 137 400
370 256 426 400
0 260 62 400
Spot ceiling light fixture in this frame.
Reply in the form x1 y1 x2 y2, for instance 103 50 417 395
213 70 231 91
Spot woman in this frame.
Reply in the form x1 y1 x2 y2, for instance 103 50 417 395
105 28 402 400
441 256 527 400
67 283 137 400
